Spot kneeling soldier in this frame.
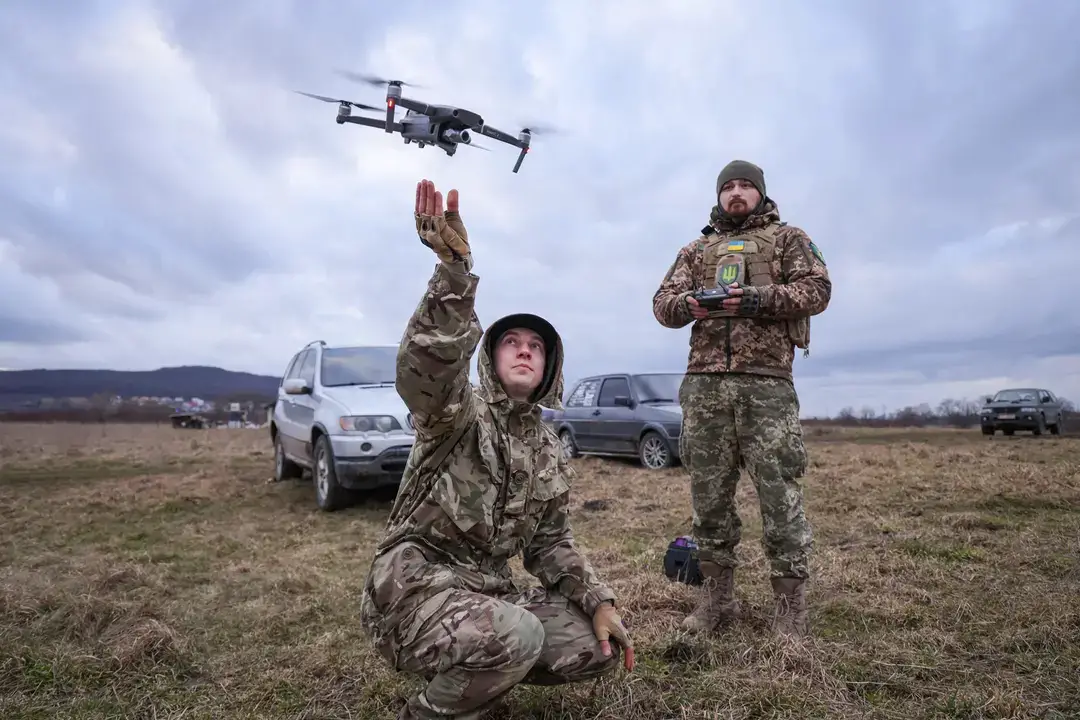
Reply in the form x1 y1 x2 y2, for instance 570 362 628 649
360 179 634 720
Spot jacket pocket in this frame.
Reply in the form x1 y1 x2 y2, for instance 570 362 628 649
367 541 462 622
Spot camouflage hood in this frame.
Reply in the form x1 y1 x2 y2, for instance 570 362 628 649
476 312 566 412
709 198 782 233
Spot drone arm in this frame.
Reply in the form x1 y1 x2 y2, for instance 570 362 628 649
342 115 406 133
395 97 433 115
477 123 524 148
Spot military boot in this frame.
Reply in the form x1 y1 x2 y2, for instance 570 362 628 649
680 561 740 633
769 576 809 638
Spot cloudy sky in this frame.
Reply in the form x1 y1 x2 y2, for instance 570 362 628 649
2 0 1078 417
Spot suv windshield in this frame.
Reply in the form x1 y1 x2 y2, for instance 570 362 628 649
992 389 1038 403
320 346 398 387
632 373 683 403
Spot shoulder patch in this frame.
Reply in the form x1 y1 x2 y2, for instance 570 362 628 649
809 241 826 266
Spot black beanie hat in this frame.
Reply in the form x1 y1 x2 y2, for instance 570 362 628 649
716 160 766 199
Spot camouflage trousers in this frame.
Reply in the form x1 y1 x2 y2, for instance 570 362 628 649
362 542 620 719
678 372 813 578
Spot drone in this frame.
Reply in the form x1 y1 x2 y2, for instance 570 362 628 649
296 70 558 173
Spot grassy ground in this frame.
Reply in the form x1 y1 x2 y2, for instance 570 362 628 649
1 422 1078 719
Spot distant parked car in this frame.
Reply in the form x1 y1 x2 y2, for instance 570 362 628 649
550 372 684 469
980 387 1066 436
269 341 414 511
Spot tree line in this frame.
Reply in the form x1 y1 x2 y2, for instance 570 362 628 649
2 395 1076 431
804 396 1077 428
0 393 276 425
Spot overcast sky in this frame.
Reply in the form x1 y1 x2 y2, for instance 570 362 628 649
2 0 1078 417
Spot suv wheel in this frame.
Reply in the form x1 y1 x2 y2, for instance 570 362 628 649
274 435 302 481
1049 416 1063 435
313 435 347 512
639 431 673 470
559 429 579 459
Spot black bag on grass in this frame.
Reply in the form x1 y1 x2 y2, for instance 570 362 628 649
663 535 703 586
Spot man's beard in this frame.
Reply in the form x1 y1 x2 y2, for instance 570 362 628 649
726 199 749 215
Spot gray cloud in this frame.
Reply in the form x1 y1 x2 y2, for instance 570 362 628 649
1 0 1078 414
0 317 84 345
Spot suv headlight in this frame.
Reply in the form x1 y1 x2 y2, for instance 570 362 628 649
339 415 401 433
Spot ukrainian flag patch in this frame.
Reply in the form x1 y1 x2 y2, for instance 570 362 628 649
727 240 745 252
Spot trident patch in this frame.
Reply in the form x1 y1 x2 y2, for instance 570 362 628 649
716 257 743 286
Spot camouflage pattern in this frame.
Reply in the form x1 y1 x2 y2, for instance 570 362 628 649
678 372 813 578
366 540 621 718
652 200 831 380
360 259 618 718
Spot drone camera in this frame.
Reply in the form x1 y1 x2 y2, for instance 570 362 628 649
443 128 471 145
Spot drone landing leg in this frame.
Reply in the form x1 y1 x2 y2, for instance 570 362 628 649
512 146 528 173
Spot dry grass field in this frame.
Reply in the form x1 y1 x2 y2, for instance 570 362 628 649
1 422 1078 720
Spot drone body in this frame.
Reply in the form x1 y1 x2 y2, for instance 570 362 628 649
297 72 554 173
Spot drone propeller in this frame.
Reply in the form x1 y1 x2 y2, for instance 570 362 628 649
461 142 491 152
295 91 381 112
334 69 426 89
519 121 563 136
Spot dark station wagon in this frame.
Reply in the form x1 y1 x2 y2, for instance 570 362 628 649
549 372 685 469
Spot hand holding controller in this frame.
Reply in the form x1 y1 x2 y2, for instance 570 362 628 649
686 282 757 318
692 284 733 309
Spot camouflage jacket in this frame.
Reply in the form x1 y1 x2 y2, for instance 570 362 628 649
652 201 832 380
360 261 616 639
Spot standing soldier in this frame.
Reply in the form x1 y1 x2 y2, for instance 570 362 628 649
361 179 634 719
652 160 831 638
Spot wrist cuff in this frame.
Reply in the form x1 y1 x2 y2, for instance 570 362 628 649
582 586 618 616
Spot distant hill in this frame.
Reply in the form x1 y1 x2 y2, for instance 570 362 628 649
0 366 280 407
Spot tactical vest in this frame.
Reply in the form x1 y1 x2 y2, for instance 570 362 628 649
698 222 812 356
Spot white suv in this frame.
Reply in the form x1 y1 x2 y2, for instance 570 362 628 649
269 341 414 511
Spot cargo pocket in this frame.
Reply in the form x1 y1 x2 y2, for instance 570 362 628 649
368 542 461 623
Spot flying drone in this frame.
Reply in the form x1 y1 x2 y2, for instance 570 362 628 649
296 70 559 173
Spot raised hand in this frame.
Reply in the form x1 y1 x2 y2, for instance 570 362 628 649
414 179 470 265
